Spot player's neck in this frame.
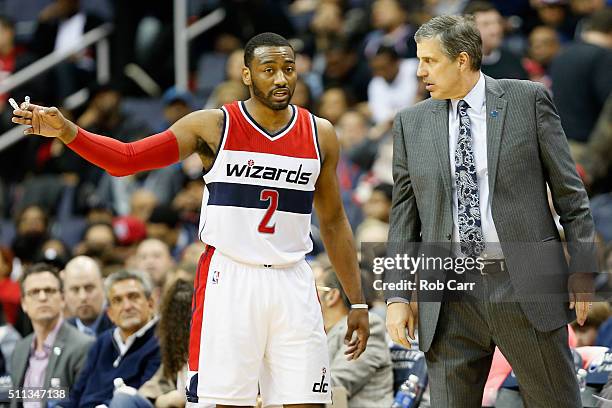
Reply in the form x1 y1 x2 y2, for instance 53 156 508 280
243 99 293 132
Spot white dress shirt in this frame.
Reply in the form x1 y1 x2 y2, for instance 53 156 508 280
387 73 503 304
448 72 503 259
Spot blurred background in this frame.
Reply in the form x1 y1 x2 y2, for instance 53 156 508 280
0 0 610 406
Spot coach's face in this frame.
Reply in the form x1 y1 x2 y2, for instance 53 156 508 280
416 37 470 100
243 46 297 110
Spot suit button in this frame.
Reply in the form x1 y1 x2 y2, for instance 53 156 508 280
446 234 452 240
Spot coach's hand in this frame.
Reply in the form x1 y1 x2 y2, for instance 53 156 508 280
12 103 77 142
569 272 594 326
386 302 417 349
344 309 369 360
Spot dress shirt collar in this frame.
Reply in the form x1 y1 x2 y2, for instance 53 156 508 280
450 72 486 118
30 317 63 355
75 305 107 336
75 317 96 337
113 315 158 357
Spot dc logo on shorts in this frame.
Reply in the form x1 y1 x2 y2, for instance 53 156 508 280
312 367 329 393
212 271 220 284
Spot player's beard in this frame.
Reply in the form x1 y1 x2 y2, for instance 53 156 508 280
251 79 292 111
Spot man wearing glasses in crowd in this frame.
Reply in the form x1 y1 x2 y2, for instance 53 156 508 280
10 263 93 408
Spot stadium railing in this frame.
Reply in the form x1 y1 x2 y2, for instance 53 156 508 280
0 23 113 152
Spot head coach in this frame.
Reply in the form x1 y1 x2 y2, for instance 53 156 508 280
384 14 597 407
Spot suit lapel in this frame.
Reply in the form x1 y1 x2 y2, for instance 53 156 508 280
484 75 507 195
431 100 452 200
43 323 66 389
12 337 32 387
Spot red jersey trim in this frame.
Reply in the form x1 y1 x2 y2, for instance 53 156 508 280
222 101 318 160
238 101 297 140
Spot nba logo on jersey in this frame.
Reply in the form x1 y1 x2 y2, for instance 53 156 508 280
211 270 220 284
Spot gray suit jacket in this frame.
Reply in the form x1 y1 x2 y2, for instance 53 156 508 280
10 321 93 408
386 75 597 352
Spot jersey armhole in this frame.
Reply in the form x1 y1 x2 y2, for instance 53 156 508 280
203 107 229 178
309 113 323 166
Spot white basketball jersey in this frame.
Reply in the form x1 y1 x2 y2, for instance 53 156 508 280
198 101 321 266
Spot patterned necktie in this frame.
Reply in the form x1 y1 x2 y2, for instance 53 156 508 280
455 99 485 257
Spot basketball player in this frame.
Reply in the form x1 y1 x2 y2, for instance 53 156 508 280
11 33 369 408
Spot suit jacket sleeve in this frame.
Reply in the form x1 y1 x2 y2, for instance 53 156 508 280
70 338 94 385
534 84 597 273
62 339 100 408
384 113 421 301
9 339 28 388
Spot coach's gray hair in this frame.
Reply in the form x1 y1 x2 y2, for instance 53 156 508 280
414 15 482 71
104 269 153 300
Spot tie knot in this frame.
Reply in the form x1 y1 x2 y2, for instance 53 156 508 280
458 99 469 113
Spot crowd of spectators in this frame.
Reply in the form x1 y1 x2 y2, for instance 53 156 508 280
0 0 611 407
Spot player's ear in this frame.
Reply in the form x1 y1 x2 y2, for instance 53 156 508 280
242 66 252 86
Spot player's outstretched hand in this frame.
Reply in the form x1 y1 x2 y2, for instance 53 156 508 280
12 101 76 140
344 308 369 360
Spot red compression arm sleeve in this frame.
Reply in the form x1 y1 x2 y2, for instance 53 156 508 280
66 127 180 177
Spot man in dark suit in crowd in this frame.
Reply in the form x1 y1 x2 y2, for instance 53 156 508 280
385 14 596 407
551 8 612 144
11 263 93 408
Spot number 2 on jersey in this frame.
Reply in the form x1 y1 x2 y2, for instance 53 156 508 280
258 189 278 234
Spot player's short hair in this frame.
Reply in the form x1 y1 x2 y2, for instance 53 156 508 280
244 32 293 67
415 15 482 71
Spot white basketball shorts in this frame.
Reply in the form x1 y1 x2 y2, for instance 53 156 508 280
186 245 331 407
